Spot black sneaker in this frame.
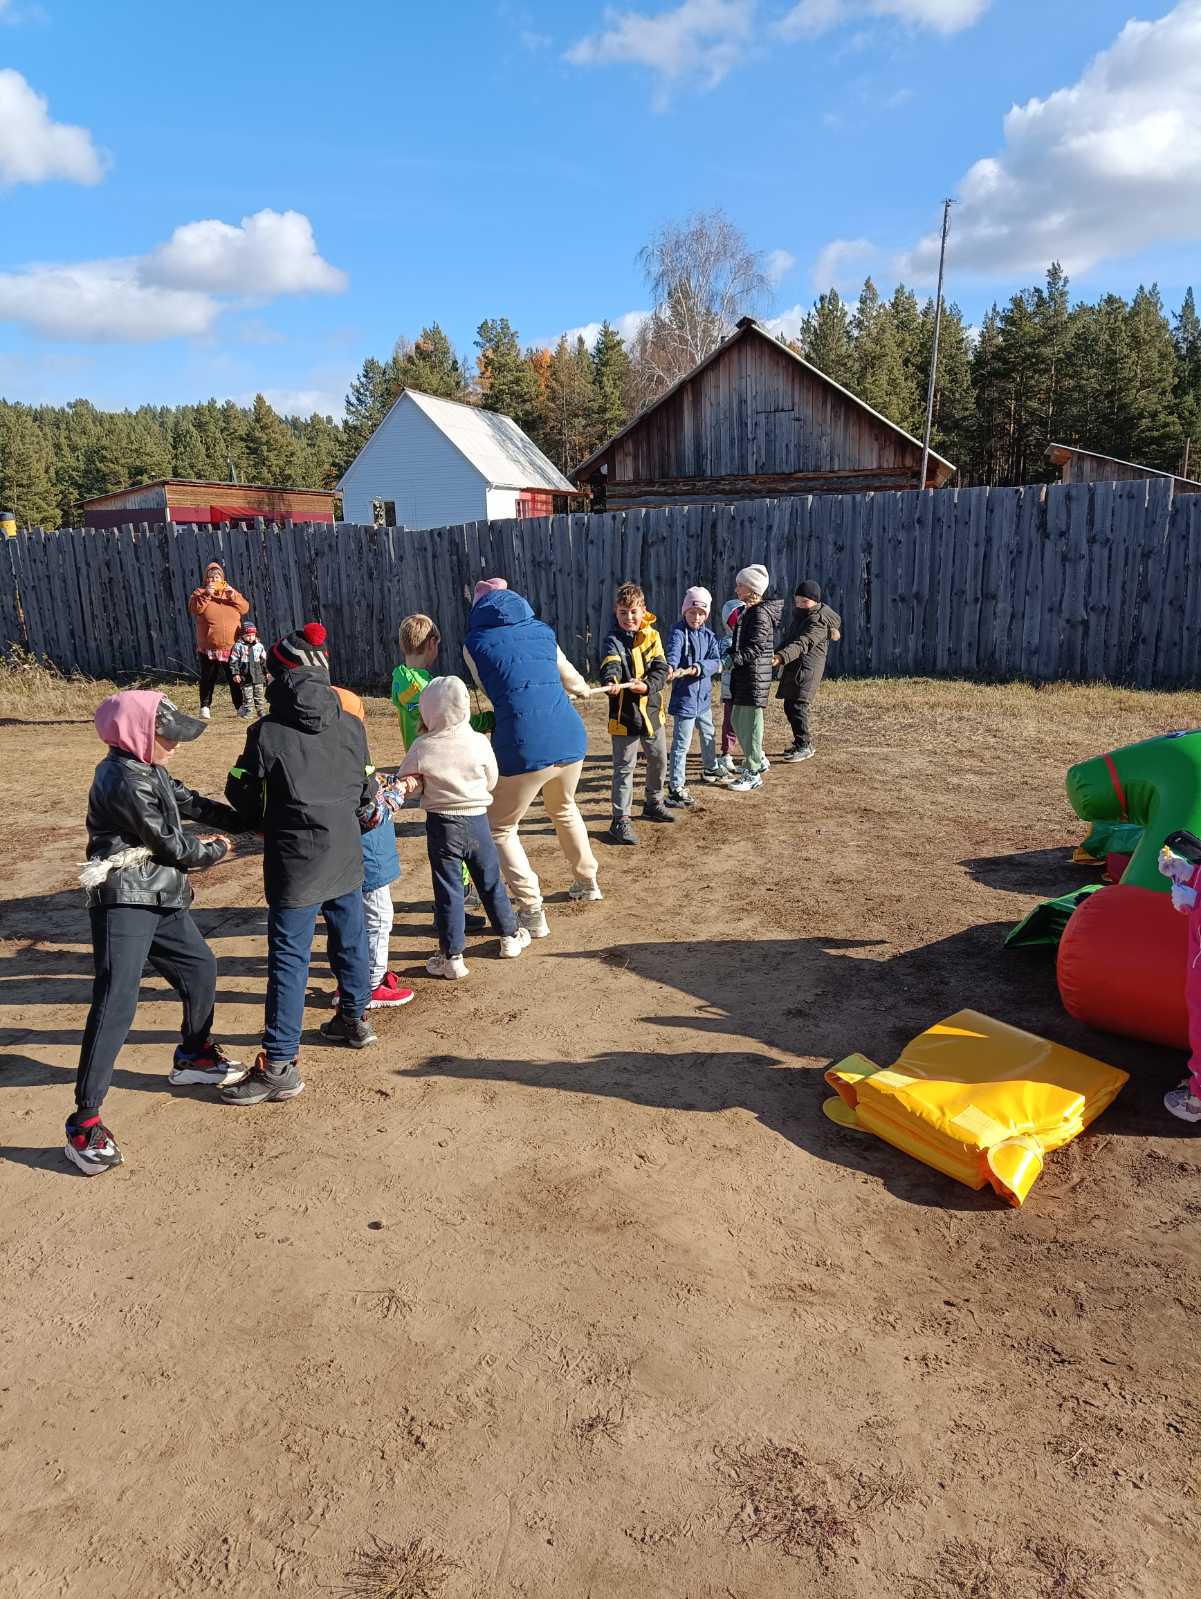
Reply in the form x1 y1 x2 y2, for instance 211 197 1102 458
641 800 676 823
465 911 488 930
700 769 724 785
64 1115 123 1176
168 1039 247 1087
221 1054 305 1105
606 817 639 846
780 744 815 763
665 788 695 808
319 1012 378 1049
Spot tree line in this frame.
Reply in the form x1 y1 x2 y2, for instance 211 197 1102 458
0 207 1197 530
797 264 1201 487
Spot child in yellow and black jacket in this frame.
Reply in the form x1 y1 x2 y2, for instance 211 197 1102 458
599 582 673 846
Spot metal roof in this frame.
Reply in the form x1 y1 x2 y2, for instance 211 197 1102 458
82 479 335 508
1046 443 1201 491
573 316 957 484
337 389 576 495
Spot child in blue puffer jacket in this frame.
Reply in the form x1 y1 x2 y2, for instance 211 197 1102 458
664 586 723 807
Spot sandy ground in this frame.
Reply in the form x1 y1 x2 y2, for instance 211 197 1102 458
0 679 1197 1599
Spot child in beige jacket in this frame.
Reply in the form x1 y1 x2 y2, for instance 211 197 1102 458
396 677 529 979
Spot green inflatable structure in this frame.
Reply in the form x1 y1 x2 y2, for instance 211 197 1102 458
1065 730 1201 892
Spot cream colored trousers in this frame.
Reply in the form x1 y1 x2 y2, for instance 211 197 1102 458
487 760 599 911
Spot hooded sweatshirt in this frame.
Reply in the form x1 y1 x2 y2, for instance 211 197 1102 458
188 571 250 657
85 690 237 909
226 666 378 907
396 677 499 816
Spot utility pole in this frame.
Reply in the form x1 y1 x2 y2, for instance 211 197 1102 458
919 198 953 493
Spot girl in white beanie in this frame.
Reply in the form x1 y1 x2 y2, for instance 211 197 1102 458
726 566 782 791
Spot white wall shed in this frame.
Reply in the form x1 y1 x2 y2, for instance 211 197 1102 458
337 389 575 530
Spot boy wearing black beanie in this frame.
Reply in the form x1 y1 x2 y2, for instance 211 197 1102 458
773 581 841 761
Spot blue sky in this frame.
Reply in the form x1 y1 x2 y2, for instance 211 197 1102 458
0 0 1198 416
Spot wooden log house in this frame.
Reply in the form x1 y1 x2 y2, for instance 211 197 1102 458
574 316 956 510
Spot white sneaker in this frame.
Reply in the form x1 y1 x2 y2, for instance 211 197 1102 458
426 952 469 980
568 878 604 902
1164 1084 1201 1123
729 771 764 793
499 926 532 959
519 907 550 939
199 706 211 720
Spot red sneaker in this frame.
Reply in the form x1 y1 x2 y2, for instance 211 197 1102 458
367 972 416 1009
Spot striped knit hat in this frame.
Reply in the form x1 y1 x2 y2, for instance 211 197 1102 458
269 622 329 675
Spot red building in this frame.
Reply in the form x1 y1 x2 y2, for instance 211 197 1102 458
81 479 338 530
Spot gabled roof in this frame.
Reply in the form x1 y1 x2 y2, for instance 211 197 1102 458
337 388 575 494
573 316 956 485
1046 443 1201 492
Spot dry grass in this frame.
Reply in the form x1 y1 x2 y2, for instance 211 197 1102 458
336 1536 457 1599
715 1442 858 1566
572 1406 625 1449
905 1535 1116 1599
0 649 116 720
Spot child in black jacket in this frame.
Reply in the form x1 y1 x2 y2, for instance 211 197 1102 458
67 691 245 1176
773 580 842 761
726 564 783 792
224 623 382 1105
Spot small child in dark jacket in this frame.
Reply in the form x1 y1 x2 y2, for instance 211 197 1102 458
599 582 673 846
664 585 722 806
773 579 842 761
229 621 268 720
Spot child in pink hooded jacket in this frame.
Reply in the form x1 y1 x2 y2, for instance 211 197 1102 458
67 691 245 1176
1158 841 1201 1123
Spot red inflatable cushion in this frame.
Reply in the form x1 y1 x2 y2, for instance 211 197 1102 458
1057 884 1189 1050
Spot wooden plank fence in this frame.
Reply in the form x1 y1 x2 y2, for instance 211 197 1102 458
2 480 1200 690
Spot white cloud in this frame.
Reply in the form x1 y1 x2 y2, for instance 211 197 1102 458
764 247 796 284
253 386 346 420
559 309 650 347
895 1 1201 280
779 0 989 37
0 67 105 185
811 236 878 291
0 209 345 343
144 209 347 297
0 262 216 341
884 85 913 109
566 0 755 103
762 303 806 341
520 28 552 48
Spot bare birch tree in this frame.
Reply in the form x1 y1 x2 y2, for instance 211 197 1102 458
633 210 770 400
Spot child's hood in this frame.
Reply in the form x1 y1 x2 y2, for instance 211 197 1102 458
94 689 163 764
419 675 470 733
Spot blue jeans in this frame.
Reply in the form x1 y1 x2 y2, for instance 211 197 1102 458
669 704 717 792
264 889 370 1063
427 812 518 956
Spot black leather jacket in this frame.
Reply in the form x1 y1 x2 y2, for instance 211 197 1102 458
84 749 239 910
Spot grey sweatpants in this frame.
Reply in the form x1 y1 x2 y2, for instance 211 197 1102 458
611 727 667 818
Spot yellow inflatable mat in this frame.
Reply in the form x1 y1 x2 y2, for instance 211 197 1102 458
823 1010 1128 1207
